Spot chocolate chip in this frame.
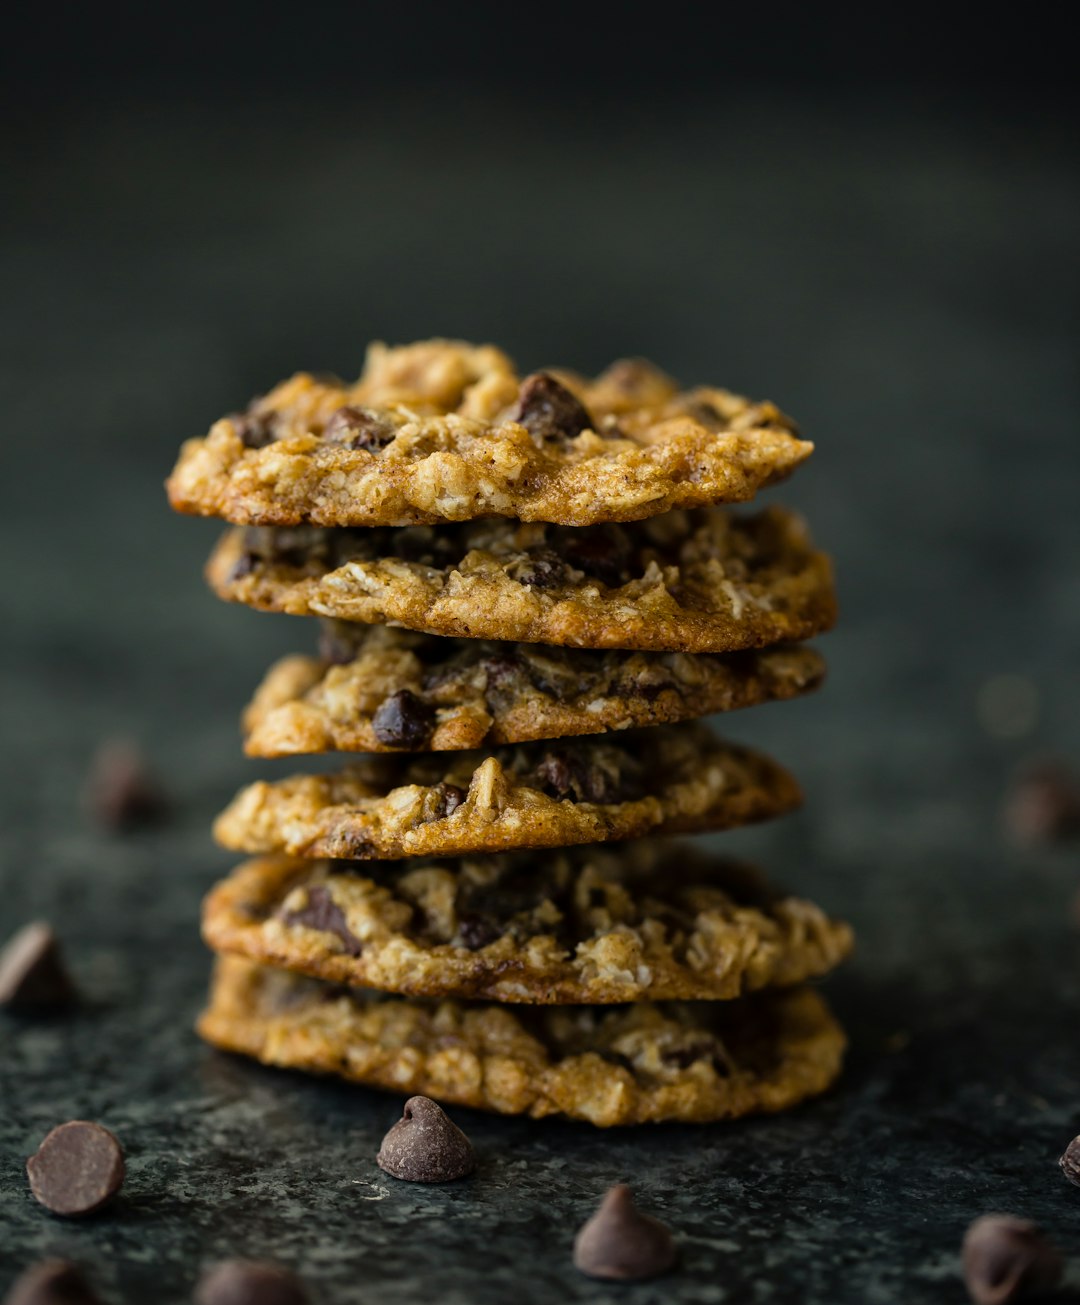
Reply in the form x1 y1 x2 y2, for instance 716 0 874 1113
961 1215 1063 1305
0 923 76 1013
573 1185 677 1281
509 372 594 442
281 886 362 957
194 1260 310 1305
229 551 258 582
82 739 166 830
531 749 641 804
371 689 436 750
427 782 466 822
232 407 278 449
479 653 522 692
26 1122 125 1218
3 1259 104 1305
456 913 502 951
1004 759 1080 845
510 548 567 590
1059 1135 1080 1186
316 621 358 665
376 1096 476 1183
322 405 395 451
561 525 634 588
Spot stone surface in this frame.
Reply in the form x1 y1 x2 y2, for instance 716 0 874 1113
2 91 1078 1302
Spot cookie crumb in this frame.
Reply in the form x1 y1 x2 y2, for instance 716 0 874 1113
573 1184 677 1281
376 1095 475 1182
0 922 76 1012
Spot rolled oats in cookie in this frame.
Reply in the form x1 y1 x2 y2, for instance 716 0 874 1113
167 339 813 527
211 725 802 862
201 843 853 1004
206 505 836 653
242 620 826 756
197 956 847 1127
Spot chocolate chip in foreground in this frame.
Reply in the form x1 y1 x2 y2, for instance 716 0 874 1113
573 1184 677 1281
1004 758 1080 845
509 372 594 442
0 923 76 1013
26 1121 125 1218
1059 1135 1080 1186
83 739 167 830
3 1259 104 1305
376 1095 476 1183
961 1214 1062 1305
232 408 279 449
371 689 436 749
194 1260 310 1305
322 405 395 451
280 885 362 957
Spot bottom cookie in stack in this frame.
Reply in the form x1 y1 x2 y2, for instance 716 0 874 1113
197 842 852 1126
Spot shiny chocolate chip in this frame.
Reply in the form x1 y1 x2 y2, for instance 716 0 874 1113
509 372 594 442
280 886 362 957
372 690 436 750
322 405 396 450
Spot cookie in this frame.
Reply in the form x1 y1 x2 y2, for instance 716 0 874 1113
197 956 846 1127
167 340 813 528
206 506 836 654
201 843 853 1004
243 621 826 756
212 725 801 861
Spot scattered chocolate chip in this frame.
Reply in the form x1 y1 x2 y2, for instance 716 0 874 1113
1004 759 1080 845
509 372 594 442
3 1259 104 1305
371 690 436 749
26 1121 125 1218
510 548 567 590
456 913 502 951
561 525 634 588
573 1185 677 1281
1059 1135 1080 1186
82 739 167 830
232 407 278 449
280 885 362 957
194 1260 310 1305
427 782 466 822
961 1215 1062 1305
376 1095 476 1183
0 923 76 1013
316 621 358 665
322 405 395 450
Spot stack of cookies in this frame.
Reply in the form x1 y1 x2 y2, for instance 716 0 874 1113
167 340 852 1127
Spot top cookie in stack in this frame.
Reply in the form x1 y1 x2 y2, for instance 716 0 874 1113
172 340 849 1128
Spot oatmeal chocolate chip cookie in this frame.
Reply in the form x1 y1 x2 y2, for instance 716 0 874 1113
167 339 813 528
206 506 836 654
212 725 801 861
201 843 853 1004
197 956 846 1127
243 621 826 756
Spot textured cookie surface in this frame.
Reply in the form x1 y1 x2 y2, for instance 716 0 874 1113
244 621 826 756
198 957 846 1126
207 506 836 653
202 844 853 1004
213 725 801 861
167 339 813 528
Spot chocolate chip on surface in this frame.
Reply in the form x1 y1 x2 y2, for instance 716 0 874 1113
322 405 395 450
0 923 76 1013
3 1258 104 1305
510 548 567 590
573 1184 677 1281
427 782 466 822
371 689 436 749
1004 758 1080 845
281 885 362 957
509 372 594 442
961 1214 1063 1305
194 1259 310 1305
1059 1135 1080 1186
83 739 167 830
376 1095 476 1182
26 1121 125 1218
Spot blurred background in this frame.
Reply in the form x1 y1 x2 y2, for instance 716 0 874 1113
1 5 1078 1299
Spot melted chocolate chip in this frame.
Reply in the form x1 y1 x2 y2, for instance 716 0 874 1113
371 690 436 749
26 1122 125 1218
511 548 567 590
573 1185 677 1281
561 525 634 588
509 372 594 442
531 750 641 804
376 1096 476 1183
232 408 278 449
194 1260 311 1305
456 914 502 951
0 923 76 1013
4 1259 104 1305
427 782 465 822
281 886 362 956
961 1215 1063 1305
322 405 396 451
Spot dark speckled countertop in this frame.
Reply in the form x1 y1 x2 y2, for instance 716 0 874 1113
2 89 1079 1303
